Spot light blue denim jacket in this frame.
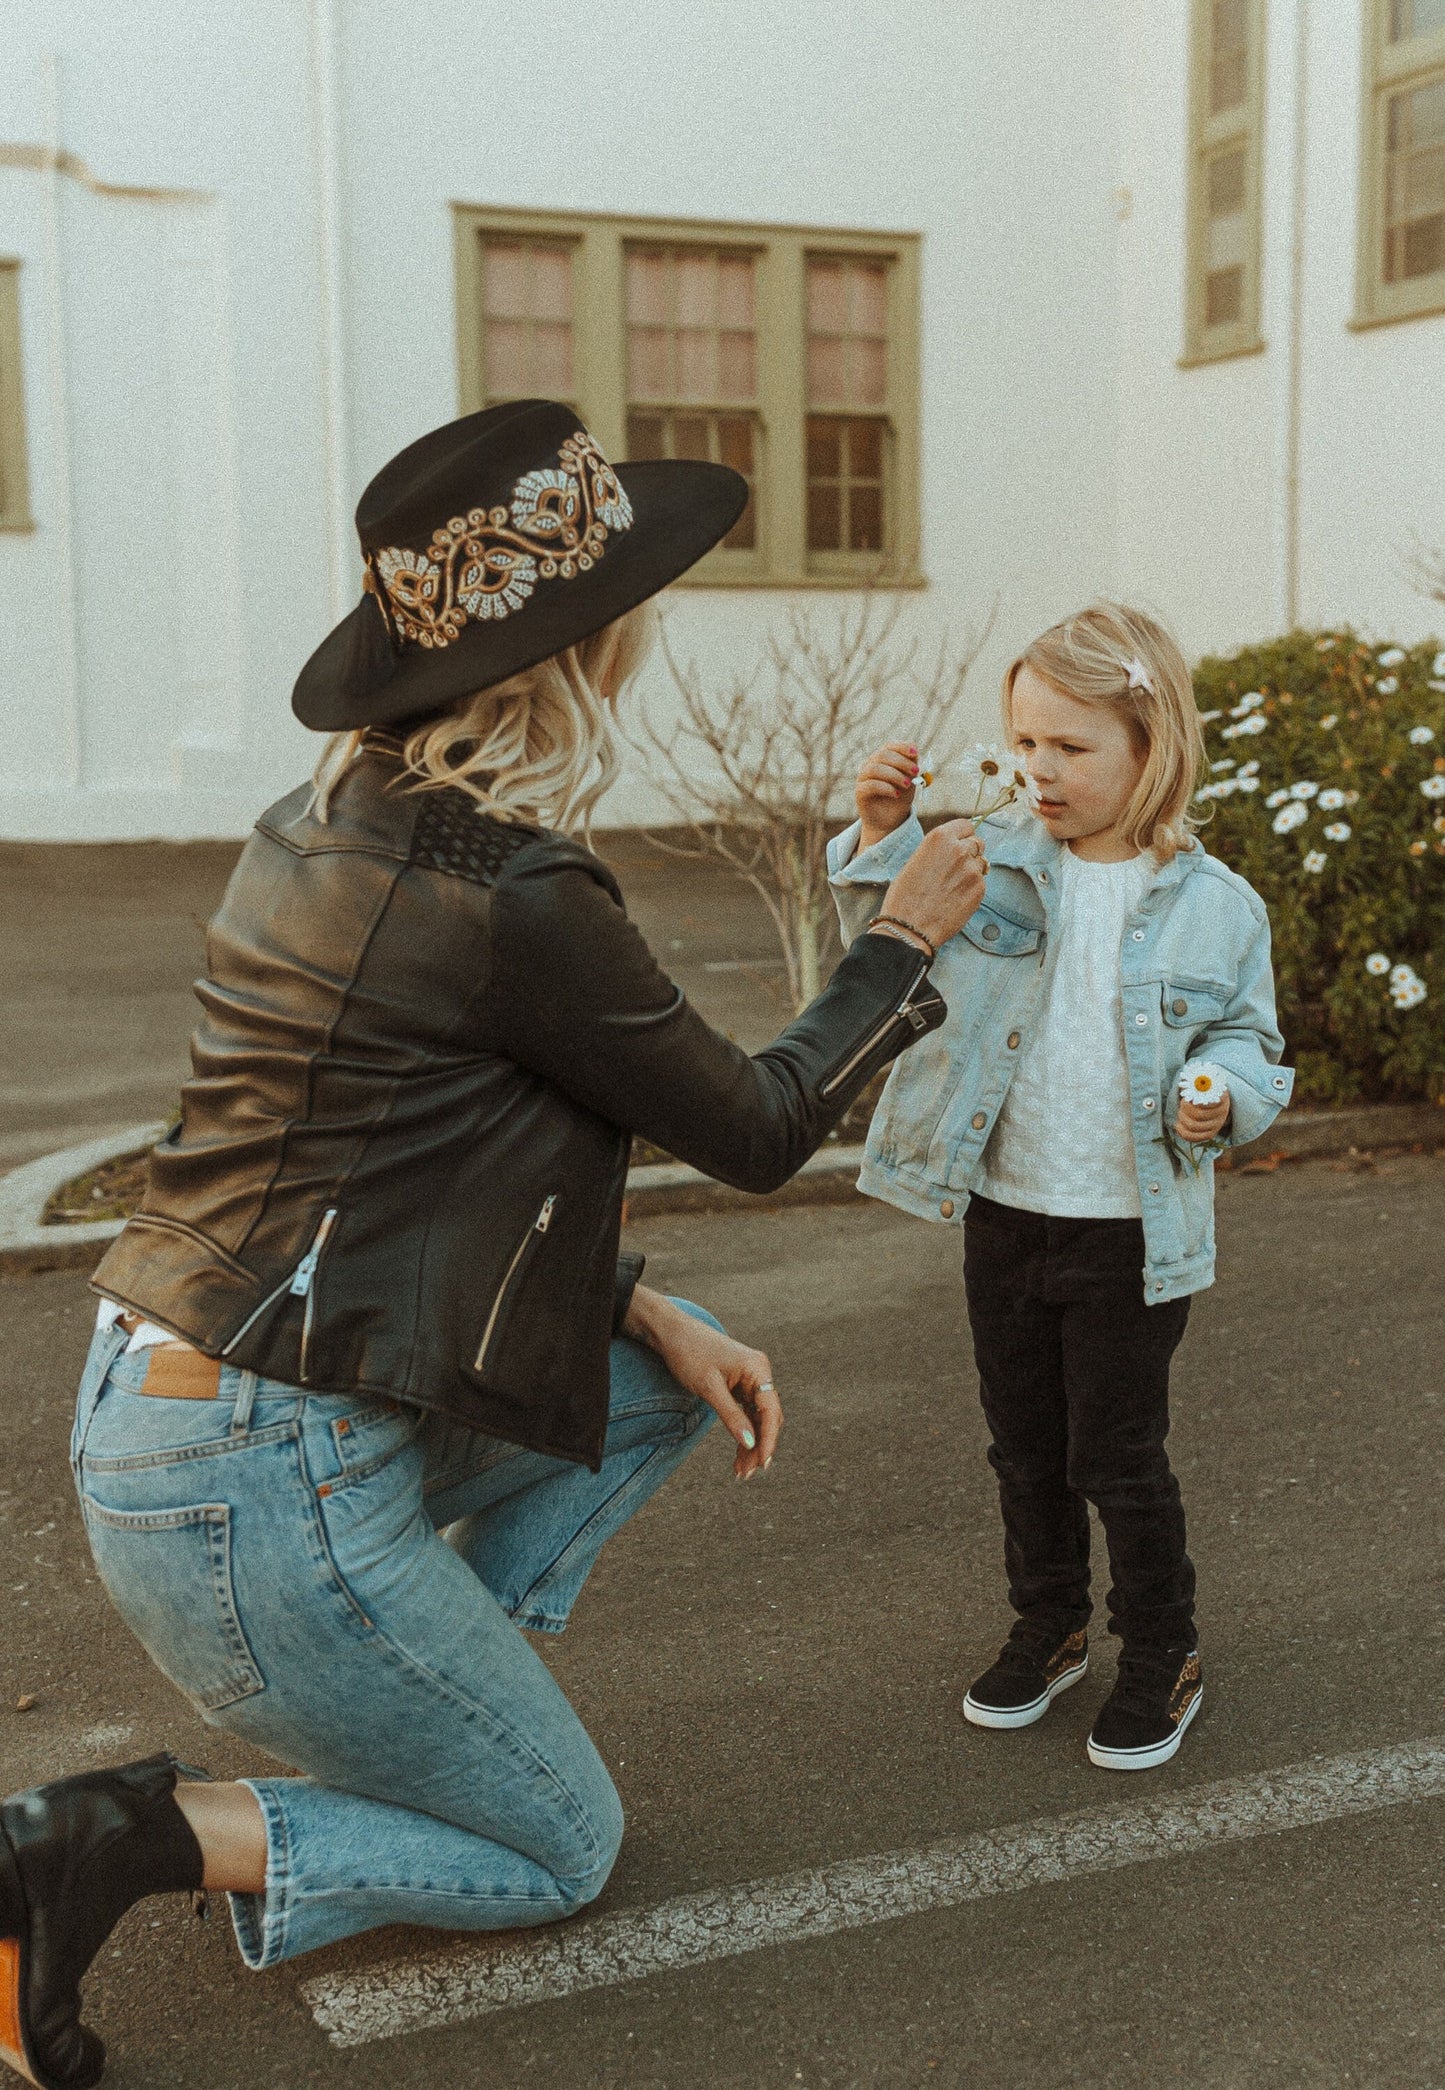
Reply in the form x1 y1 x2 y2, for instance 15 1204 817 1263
827 812 1295 1302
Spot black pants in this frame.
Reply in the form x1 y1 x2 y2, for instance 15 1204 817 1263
963 1193 1195 1652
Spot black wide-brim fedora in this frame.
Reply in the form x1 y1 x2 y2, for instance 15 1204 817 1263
292 398 748 732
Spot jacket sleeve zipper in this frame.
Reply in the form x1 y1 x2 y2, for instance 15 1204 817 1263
820 964 933 1100
219 1206 339 1360
474 1195 557 1376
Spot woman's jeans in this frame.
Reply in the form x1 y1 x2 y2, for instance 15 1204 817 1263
70 1308 716 1969
963 1195 1196 1652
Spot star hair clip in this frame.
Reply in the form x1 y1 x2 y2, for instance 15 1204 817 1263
1125 656 1154 694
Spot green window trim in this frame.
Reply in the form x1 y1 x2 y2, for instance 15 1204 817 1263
1354 1 1445 328
0 260 33 531
452 204 922 589
1181 0 1268 367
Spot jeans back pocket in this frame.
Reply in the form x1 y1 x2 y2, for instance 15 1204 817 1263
81 1498 265 1714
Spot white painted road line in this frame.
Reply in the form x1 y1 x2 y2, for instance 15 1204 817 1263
302 1735 1445 2049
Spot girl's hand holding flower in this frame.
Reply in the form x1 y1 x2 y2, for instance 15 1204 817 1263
1173 1061 1232 1144
857 740 923 849
1174 1094 1231 1142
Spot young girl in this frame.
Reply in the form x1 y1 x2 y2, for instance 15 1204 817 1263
829 602 1293 1770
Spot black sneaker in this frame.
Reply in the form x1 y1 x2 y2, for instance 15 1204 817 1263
963 1625 1089 1730
1087 1647 1203 1771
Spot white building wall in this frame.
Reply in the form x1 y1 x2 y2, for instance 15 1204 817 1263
2 1 1439 843
1114 0 1445 655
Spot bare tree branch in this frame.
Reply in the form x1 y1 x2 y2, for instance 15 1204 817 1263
622 591 995 1012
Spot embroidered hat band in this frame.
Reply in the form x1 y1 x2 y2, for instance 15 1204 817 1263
292 398 747 731
362 429 635 652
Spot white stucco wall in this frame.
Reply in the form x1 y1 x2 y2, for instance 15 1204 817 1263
1 0 1440 842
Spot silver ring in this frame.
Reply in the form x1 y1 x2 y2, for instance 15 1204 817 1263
758 1381 776 1395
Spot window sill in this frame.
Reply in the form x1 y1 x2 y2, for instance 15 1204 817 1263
1348 288 1445 331
673 567 926 591
1176 335 1266 369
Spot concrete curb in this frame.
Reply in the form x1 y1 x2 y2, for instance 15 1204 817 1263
4 1101 1444 1277
0 1123 170 1275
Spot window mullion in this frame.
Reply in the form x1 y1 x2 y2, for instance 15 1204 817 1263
759 236 807 585
575 227 627 458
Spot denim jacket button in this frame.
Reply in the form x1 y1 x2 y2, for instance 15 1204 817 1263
1143 1097 1156 1110
1172 997 1188 1016
971 1112 988 1130
982 922 1001 941
940 1199 955 1219
1007 1031 1021 1049
1134 1012 1148 1026
1132 929 1145 942
1148 1183 1161 1194
1154 1281 1165 1294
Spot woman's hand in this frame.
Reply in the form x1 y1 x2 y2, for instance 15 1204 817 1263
1174 1095 1232 1143
857 741 922 850
873 817 988 953
623 1286 781 1480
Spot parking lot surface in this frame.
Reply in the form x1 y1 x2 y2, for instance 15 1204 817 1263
2 1154 1442 2086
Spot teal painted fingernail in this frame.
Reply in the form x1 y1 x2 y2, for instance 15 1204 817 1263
740 1428 756 1450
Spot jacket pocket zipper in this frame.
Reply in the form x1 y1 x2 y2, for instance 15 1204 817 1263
474 1195 557 1376
220 1206 339 1362
821 976 933 1101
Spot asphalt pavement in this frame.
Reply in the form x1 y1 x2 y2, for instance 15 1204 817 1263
2 1154 1442 2087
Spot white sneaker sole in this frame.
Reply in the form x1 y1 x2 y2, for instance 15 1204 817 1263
963 1652 1089 1730
1086 1681 1203 1770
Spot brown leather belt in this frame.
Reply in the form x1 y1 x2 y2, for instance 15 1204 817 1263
117 1314 225 1400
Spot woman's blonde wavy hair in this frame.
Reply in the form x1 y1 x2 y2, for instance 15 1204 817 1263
1002 601 1205 862
312 600 657 833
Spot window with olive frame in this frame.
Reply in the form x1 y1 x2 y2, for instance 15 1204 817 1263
1183 0 1266 364
1358 0 1445 324
0 261 31 531
452 206 922 588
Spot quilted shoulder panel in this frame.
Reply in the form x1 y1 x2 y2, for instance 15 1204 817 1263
409 789 542 886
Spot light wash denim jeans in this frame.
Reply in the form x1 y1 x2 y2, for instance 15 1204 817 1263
70 1305 716 1969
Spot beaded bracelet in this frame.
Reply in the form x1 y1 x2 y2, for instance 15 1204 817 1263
868 914 938 962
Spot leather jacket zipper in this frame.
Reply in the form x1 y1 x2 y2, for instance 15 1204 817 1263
820 967 934 1100
220 1206 339 1361
474 1195 556 1376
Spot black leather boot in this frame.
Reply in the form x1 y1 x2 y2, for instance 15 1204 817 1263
0 1753 204 2089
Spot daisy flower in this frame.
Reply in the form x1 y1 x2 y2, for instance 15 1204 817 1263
1273 802 1309 834
1303 851 1327 873
1265 787 1291 808
1377 676 1399 695
1365 953 1391 975
1421 776 1445 800
1289 780 1320 800
1323 821 1351 841
1177 1062 1230 1108
1378 648 1406 668
1317 788 1347 811
1410 726 1436 744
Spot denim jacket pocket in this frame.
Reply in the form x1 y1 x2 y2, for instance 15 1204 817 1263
1160 979 1228 1028
80 1498 265 1713
960 905 1043 959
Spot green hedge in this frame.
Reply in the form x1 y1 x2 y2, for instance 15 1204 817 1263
1193 629 1445 1107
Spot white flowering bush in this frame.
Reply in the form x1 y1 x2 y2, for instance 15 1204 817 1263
1193 629 1445 1106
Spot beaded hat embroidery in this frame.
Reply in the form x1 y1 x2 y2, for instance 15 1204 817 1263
293 398 747 732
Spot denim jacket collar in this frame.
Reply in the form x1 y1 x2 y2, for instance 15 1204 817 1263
982 816 1208 909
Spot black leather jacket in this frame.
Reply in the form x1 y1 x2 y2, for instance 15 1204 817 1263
93 738 945 1467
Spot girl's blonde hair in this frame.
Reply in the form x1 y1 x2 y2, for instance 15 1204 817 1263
312 600 657 833
1002 601 1204 861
